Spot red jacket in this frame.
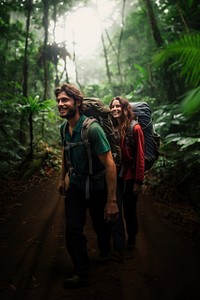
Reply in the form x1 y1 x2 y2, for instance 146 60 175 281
119 123 145 184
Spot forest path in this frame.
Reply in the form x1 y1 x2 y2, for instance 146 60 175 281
0 173 200 300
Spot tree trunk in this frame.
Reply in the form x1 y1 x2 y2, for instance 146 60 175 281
116 0 126 86
176 2 189 33
42 0 49 101
20 0 32 146
29 113 33 159
72 31 82 90
143 0 164 48
23 0 32 97
101 32 112 85
40 0 49 140
143 0 177 102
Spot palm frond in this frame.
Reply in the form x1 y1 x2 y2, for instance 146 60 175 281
181 86 200 116
153 34 200 87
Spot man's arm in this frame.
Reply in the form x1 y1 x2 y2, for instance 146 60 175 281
98 151 119 221
58 148 67 195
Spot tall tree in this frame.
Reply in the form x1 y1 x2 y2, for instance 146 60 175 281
116 0 126 85
143 0 164 48
42 0 49 100
101 31 112 85
19 0 33 145
23 0 33 98
72 30 82 89
143 0 178 102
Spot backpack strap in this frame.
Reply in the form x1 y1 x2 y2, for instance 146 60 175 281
81 117 98 176
62 121 71 174
126 119 138 149
62 121 67 146
82 117 102 199
61 121 85 180
125 119 139 170
62 117 103 199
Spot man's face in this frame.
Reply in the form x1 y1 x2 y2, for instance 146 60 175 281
110 99 122 119
56 91 77 119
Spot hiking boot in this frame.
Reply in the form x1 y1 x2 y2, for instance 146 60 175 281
112 249 125 263
126 238 136 250
63 275 89 289
97 252 112 263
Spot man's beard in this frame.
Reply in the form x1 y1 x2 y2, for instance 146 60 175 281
61 106 77 119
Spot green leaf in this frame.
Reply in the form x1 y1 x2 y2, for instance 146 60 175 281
178 137 200 149
181 86 200 116
153 34 200 87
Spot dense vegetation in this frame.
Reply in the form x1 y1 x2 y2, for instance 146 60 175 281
0 0 200 211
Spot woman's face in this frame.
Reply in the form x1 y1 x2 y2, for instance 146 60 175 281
110 99 122 119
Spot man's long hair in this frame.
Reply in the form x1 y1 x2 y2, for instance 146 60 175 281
54 83 84 112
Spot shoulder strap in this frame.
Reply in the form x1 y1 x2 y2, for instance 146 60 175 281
62 121 68 146
125 119 139 170
62 119 87 151
81 117 98 200
61 121 71 174
81 117 98 175
126 119 138 147
62 117 98 174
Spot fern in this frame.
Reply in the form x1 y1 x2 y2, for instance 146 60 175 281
153 34 200 87
181 86 200 115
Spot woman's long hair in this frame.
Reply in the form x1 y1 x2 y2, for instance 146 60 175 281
109 96 134 139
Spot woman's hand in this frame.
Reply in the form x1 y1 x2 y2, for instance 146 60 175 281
133 183 143 194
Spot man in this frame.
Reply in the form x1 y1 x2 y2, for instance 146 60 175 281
55 83 118 288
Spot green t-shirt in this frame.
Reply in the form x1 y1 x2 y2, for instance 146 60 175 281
61 115 111 190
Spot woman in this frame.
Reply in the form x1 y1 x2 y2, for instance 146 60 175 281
110 96 145 250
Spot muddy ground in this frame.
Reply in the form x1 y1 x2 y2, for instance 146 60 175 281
0 172 200 300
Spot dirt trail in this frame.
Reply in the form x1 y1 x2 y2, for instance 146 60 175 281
0 173 200 300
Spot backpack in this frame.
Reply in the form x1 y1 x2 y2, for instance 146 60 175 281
126 102 160 171
82 98 121 169
62 97 122 173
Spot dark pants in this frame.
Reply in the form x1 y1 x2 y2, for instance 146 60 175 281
65 183 112 276
123 179 139 239
112 178 138 249
112 177 126 250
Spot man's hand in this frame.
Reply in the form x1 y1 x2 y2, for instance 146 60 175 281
57 179 66 196
104 201 119 222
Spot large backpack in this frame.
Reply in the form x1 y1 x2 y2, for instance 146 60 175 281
126 102 160 171
82 98 121 169
62 97 122 174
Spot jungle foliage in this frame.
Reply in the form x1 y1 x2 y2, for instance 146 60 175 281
0 0 199 210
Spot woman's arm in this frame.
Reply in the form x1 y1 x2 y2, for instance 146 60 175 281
134 124 145 184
